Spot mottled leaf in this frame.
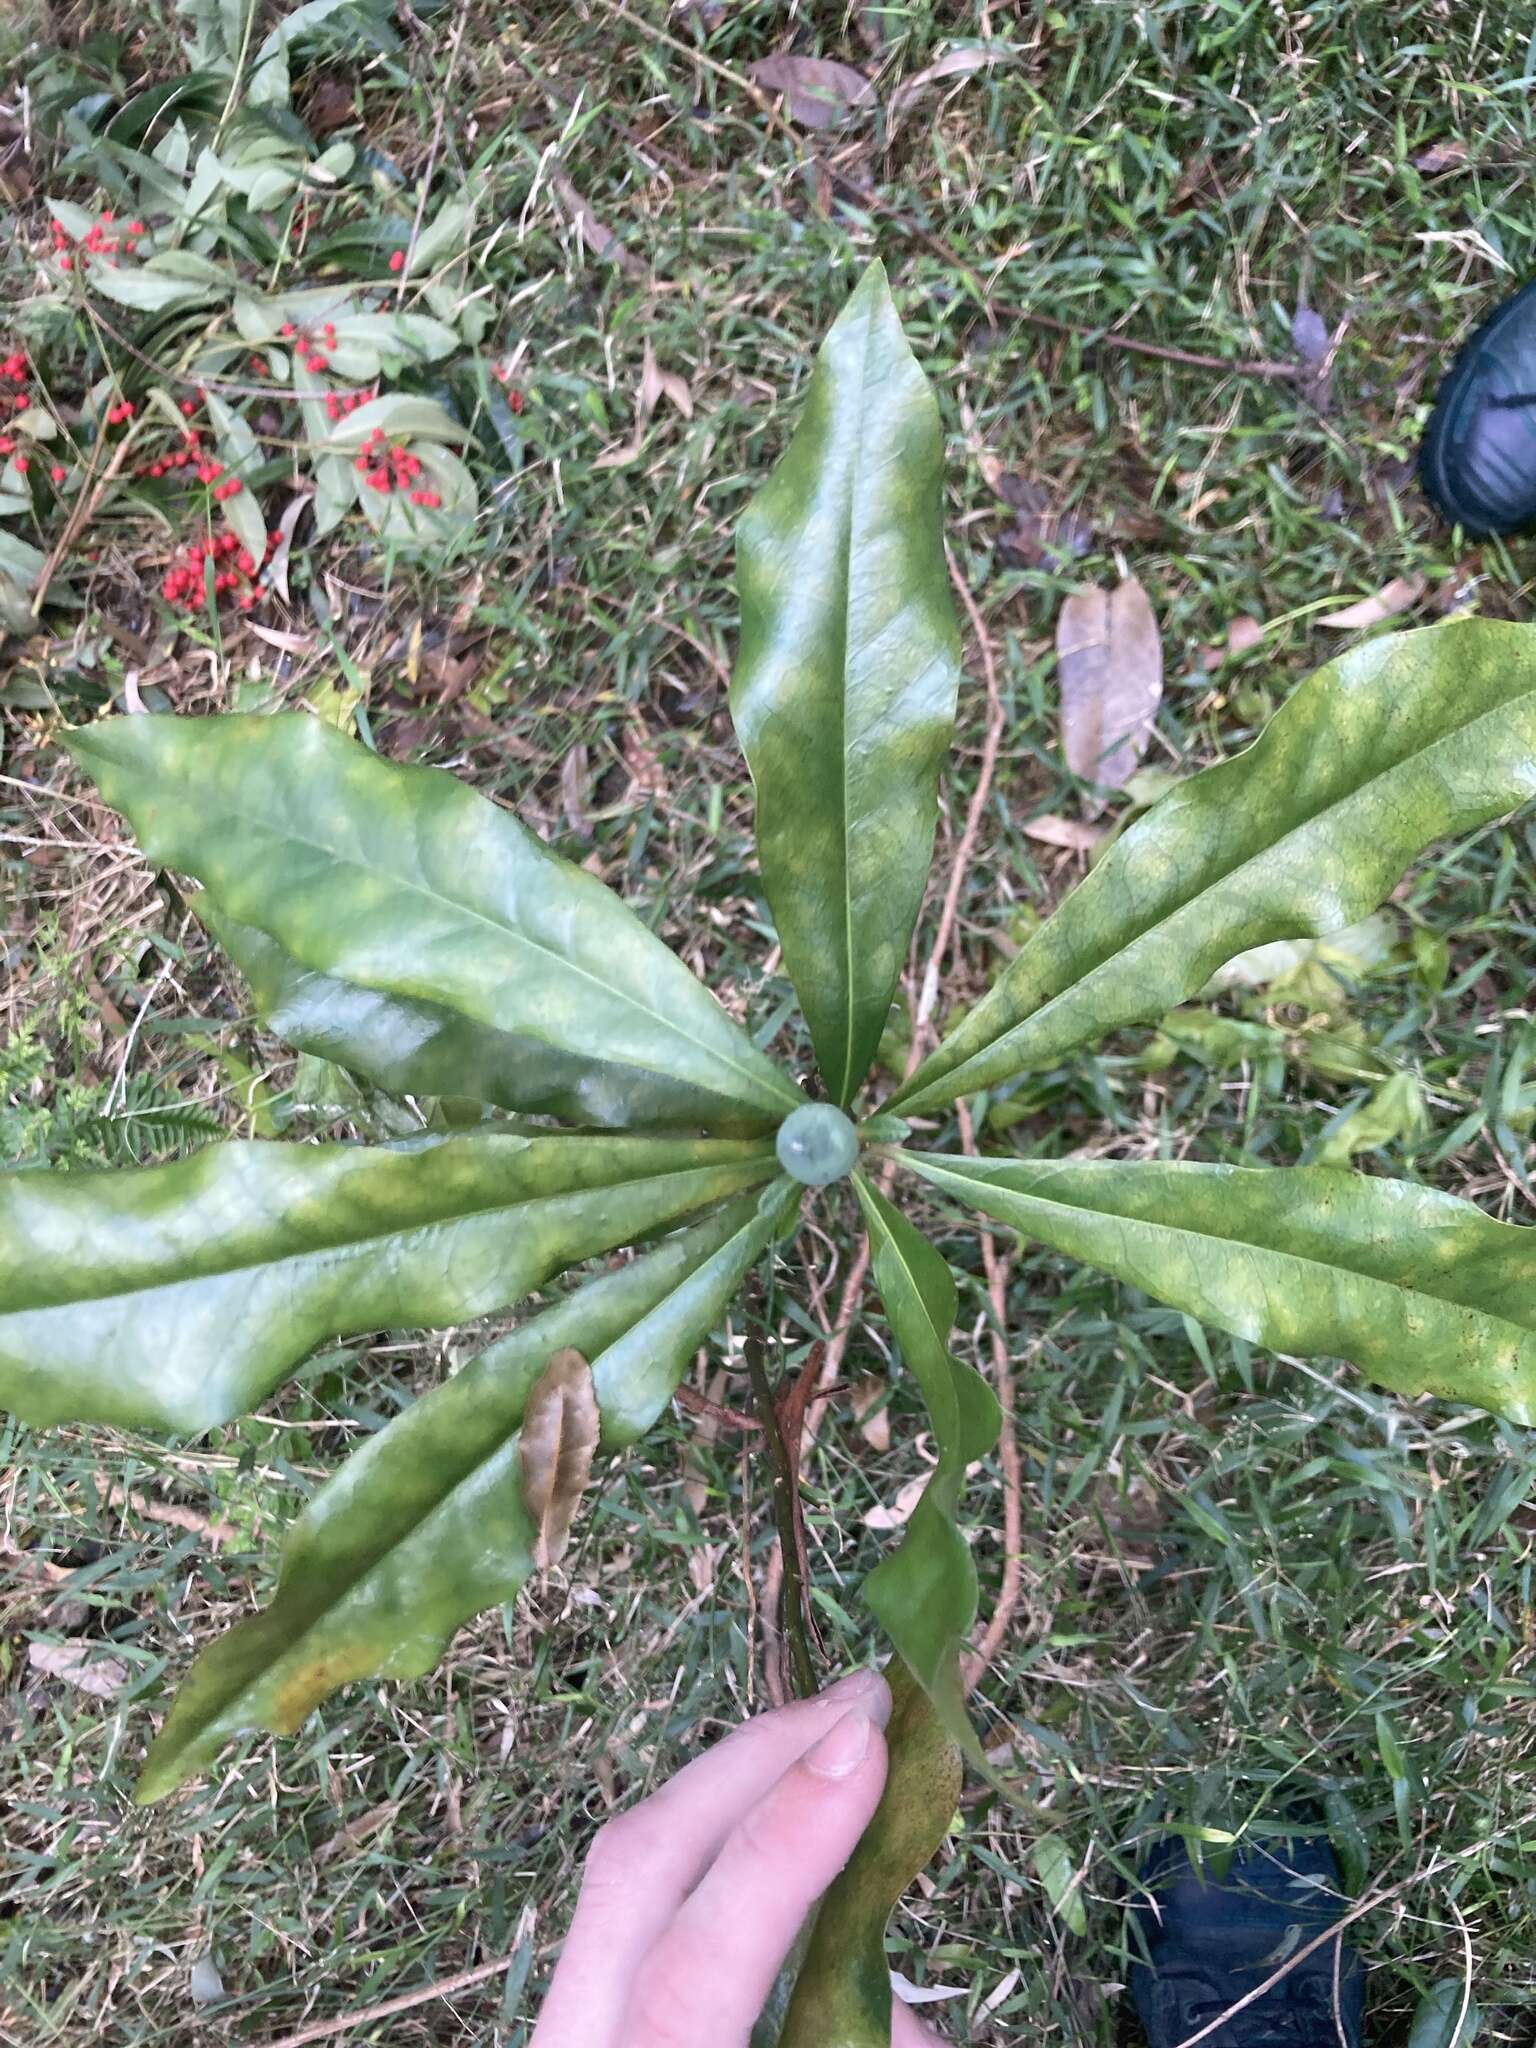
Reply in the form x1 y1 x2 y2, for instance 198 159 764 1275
1056 576 1163 801
133 1189 794 1801
891 621 1536 1117
773 1662 960 2048
904 1152 1536 1425
733 260 959 1105
69 714 801 1133
0 1131 776 1432
852 1177 999 1769
519 1348 600 1569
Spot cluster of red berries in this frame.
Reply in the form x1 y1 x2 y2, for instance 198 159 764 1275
323 386 375 424
352 426 441 506
279 319 337 373
160 526 280 613
2 351 66 482
50 210 146 272
105 399 135 426
489 363 525 413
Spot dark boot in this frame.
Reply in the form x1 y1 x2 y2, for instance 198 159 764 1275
1420 275 1536 534
1127 1831 1364 2047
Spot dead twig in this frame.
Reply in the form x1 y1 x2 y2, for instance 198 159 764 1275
956 1097 1023 1692
258 1949 522 2047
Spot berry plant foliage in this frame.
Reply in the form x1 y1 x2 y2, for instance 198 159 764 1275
8 262 1536 2042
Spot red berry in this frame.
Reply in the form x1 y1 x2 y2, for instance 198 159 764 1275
308 353 328 372
127 219 145 234
353 455 370 473
13 454 27 473
50 464 66 483
180 398 197 416
59 254 72 270
367 469 390 492
388 250 405 272
280 322 296 338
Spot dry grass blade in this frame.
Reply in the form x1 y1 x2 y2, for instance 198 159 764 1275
518 1348 601 1570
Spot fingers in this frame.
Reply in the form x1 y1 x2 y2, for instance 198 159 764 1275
627 1703 889 2047
529 1670 890 2048
893 1996 949 2045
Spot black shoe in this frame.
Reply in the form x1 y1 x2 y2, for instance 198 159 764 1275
1420 276 1536 534
1127 1831 1364 2047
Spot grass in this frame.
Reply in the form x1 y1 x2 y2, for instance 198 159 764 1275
4 1 1536 2042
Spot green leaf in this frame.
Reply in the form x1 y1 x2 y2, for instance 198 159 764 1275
1031 1832 1088 1936
852 1176 998 1766
773 1662 960 2048
0 1130 776 1432
732 258 959 1106
133 1188 792 1801
891 620 1536 1117
903 1153 1536 1425
406 189 476 275
329 310 460 360
1407 1981 1480 2048
67 714 802 1133
86 267 212 313
322 394 467 450
202 389 268 565
247 0 377 106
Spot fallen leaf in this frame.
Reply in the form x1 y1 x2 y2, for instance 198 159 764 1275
850 1374 891 1452
748 55 877 129
304 73 355 135
862 1472 929 1531
1056 577 1164 806
519 1348 601 1570
623 718 666 801
1170 152 1216 210
188 1954 225 2007
1225 614 1264 655
28 1639 129 1698
1412 140 1468 175
1023 812 1105 853
889 42 1014 119
1290 305 1329 366
550 172 645 278
595 341 694 469
559 743 592 840
265 491 311 605
1319 574 1426 629
997 476 1095 569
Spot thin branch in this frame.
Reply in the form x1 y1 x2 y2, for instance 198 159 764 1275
917 548 1008 1031
258 1949 522 2048
956 1098 1023 1692
672 1383 761 1433
744 1282 816 1700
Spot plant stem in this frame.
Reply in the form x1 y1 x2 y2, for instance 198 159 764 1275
744 1279 817 1701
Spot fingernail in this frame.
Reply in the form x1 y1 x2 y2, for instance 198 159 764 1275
804 1707 874 1780
826 1667 891 1725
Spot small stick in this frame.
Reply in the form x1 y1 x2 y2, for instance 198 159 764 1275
257 1948 522 2047
744 1285 817 1700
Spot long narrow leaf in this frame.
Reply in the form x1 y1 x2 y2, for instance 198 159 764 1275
134 1185 797 1801
852 1177 998 1760
733 259 959 1106
68 715 802 1134
0 1133 776 1432
891 620 1536 1116
905 1153 1536 1424
773 1662 961 2048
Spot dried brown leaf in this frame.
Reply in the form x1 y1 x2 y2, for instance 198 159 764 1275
1056 576 1164 806
28 1640 129 1697
1319 574 1426 630
748 55 877 129
1023 812 1105 853
560 743 592 841
550 172 645 277
1225 614 1264 656
519 1348 601 1571
889 42 1012 119
862 1472 929 1531
850 1374 891 1452
1413 140 1468 175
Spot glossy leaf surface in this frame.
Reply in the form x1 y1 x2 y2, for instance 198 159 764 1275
775 1661 961 2048
852 1177 998 1761
68 714 801 1133
134 1189 793 1802
892 620 1536 1116
0 1133 776 1432
733 259 959 1106
907 1153 1536 1424
202 903 575 1118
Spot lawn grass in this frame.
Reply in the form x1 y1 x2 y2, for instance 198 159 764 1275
3 2 1536 2042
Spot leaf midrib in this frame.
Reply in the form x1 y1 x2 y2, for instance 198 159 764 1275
105 737 796 1116
906 682 1536 1100
8 1155 770 1316
918 1162 1536 1342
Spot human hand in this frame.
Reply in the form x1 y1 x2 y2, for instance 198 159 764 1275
529 1666 944 2048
